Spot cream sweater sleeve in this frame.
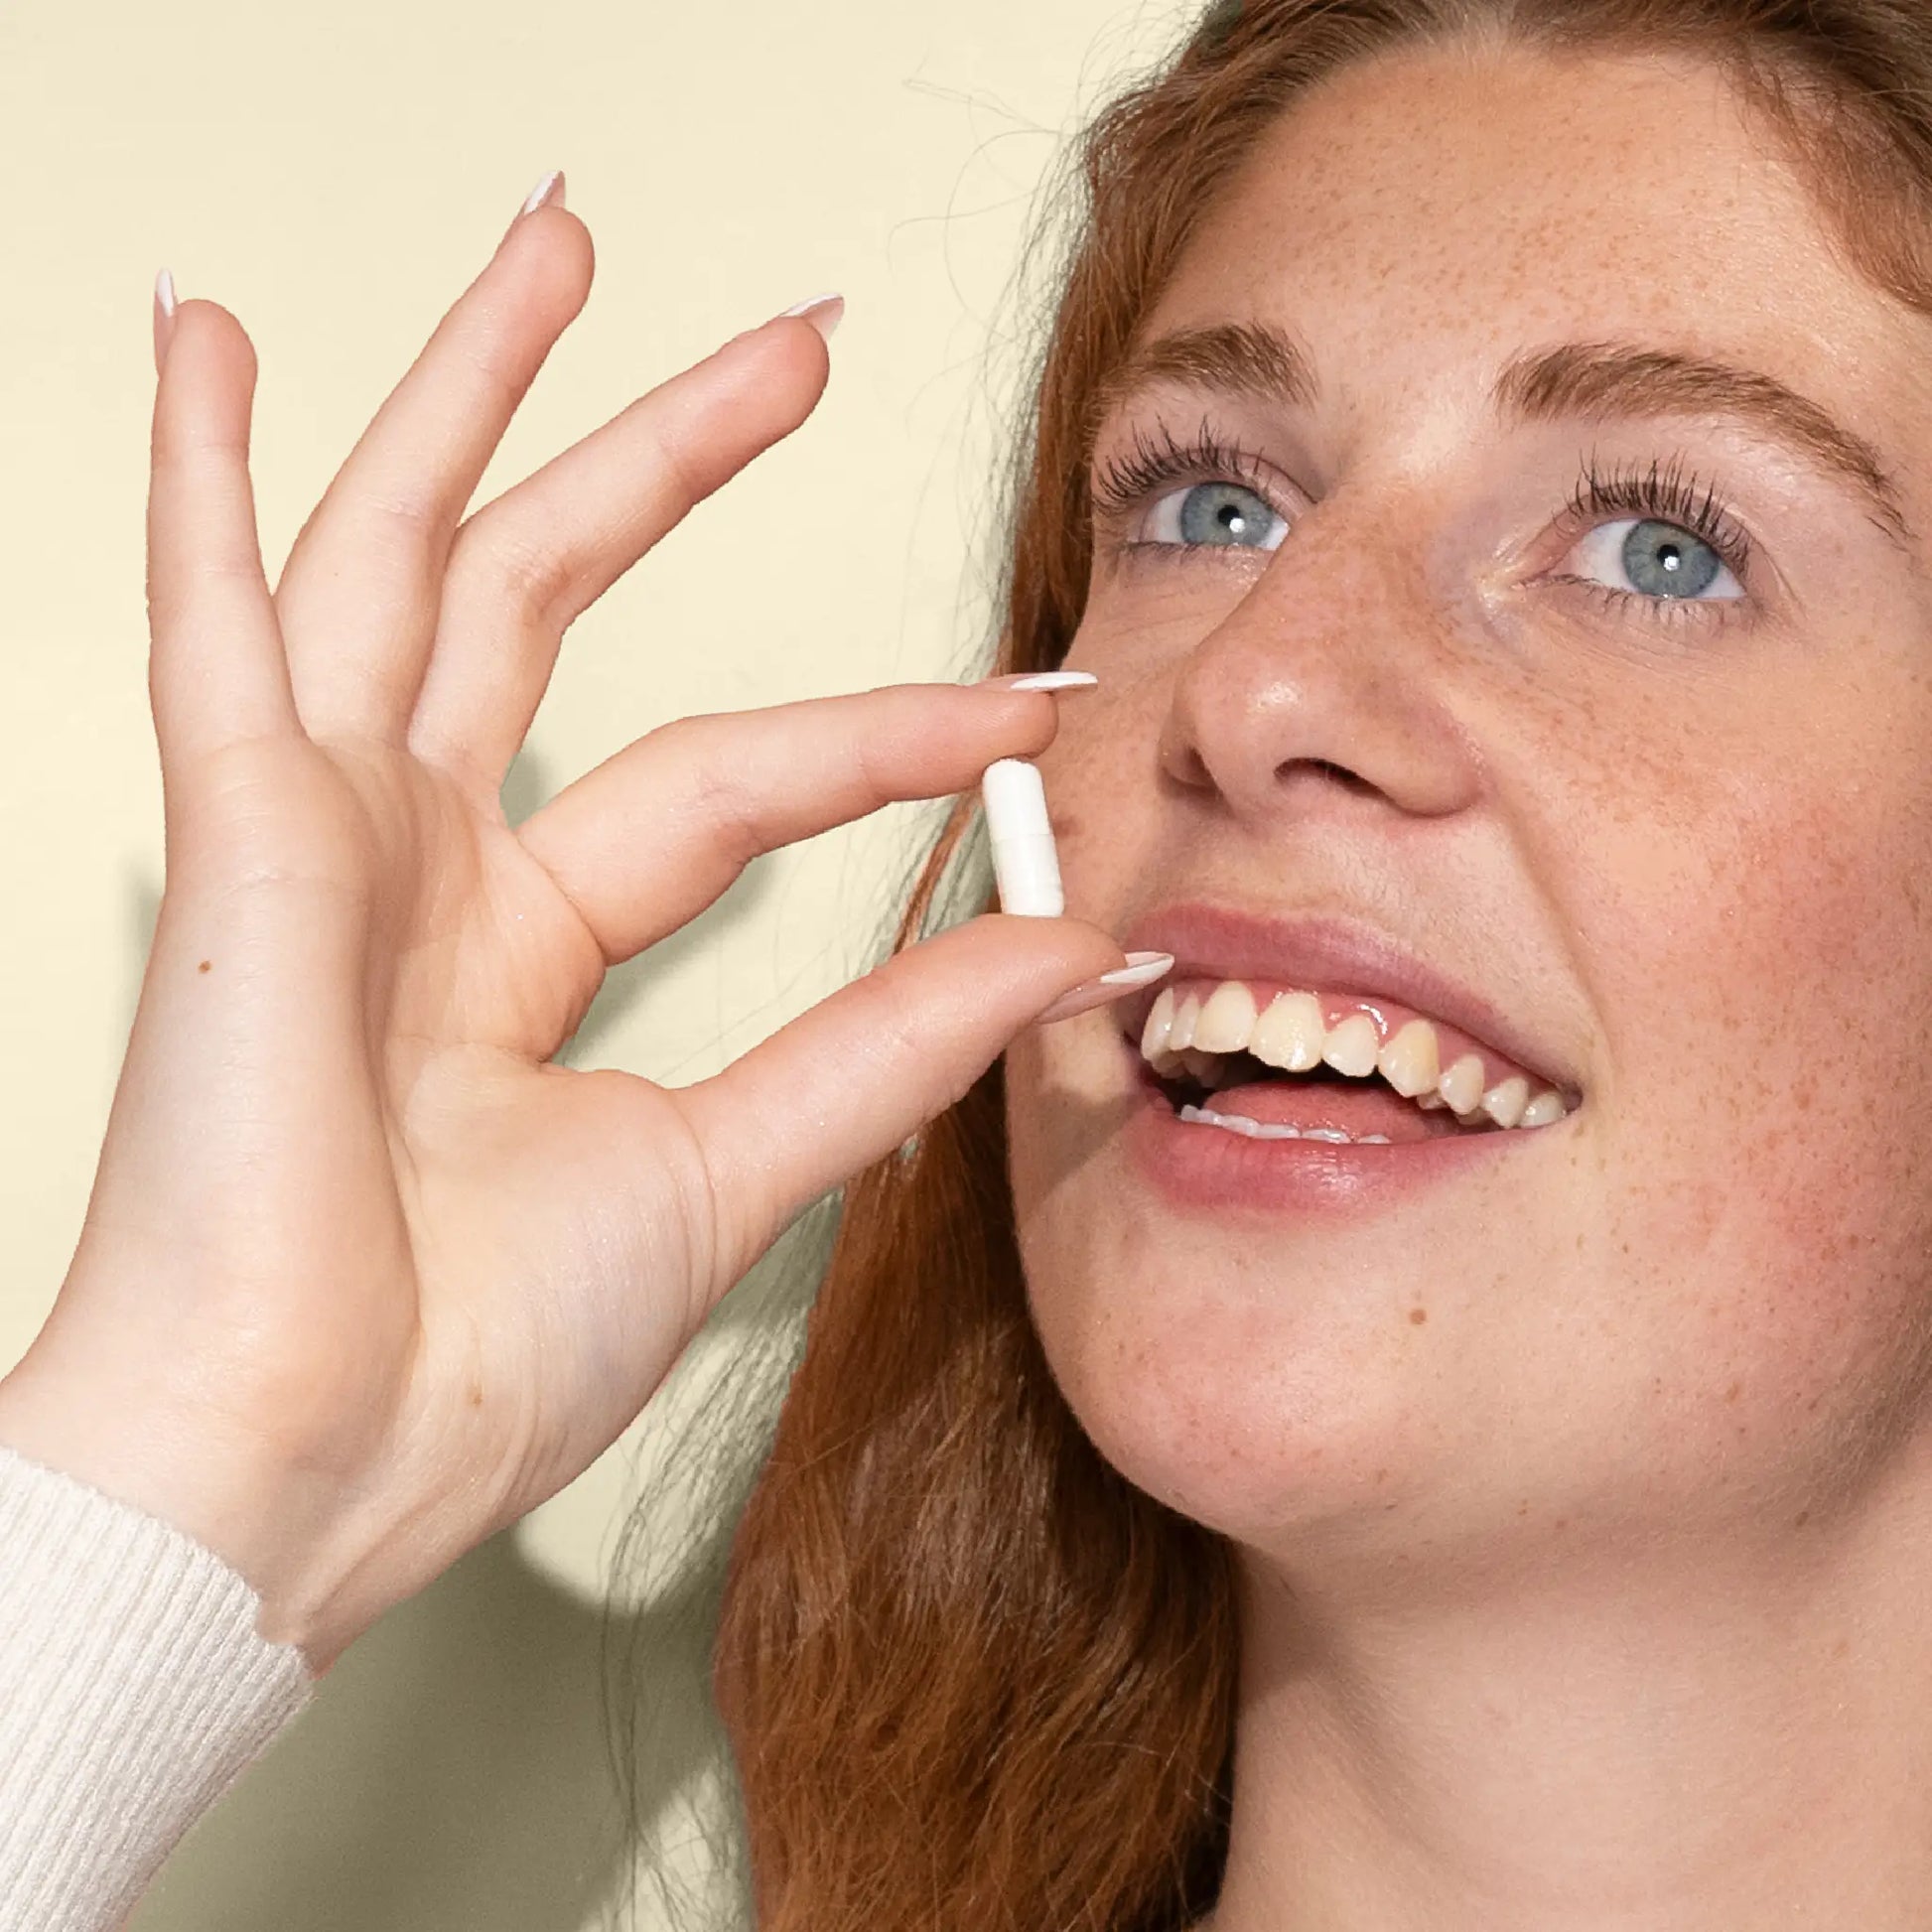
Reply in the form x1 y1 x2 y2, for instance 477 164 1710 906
0 1443 316 1932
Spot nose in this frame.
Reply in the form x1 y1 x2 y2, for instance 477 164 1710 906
1156 507 1482 827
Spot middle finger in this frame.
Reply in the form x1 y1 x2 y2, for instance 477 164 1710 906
273 182 593 745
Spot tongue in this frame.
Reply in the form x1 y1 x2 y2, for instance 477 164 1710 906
1193 1075 1470 1145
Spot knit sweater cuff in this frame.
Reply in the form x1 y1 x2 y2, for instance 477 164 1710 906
0 1443 316 1932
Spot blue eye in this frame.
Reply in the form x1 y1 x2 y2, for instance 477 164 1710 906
1143 481 1287 552
1566 516 1744 603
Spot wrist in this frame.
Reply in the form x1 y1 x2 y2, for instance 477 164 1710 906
0 1341 337 1669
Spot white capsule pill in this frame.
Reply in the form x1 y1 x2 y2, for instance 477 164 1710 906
981 757 1064 918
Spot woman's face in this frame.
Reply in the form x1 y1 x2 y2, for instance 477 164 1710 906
1004 41 1932 1579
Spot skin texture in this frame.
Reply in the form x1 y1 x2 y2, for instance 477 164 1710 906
1003 41 1932 1930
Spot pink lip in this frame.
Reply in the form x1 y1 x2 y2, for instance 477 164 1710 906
1117 899 1581 1101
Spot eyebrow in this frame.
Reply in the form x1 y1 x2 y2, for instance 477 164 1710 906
1087 320 1913 549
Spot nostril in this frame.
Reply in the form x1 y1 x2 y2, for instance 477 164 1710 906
1291 758 1373 792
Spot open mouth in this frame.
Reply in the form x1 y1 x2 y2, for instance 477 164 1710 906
1124 978 1581 1149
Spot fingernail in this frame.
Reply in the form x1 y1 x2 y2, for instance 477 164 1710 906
777 292 844 344
978 671 1099 693
1034 952 1175 1027
521 169 566 216
153 268 178 376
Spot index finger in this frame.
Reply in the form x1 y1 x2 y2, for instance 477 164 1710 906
514 679 1088 967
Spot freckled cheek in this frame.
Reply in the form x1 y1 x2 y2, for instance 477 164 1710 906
1003 1045 1113 1420
1580 777 1932 1439
1614 1112 1928 1416
1002 659 1175 1244
1005 1022 1160 1345
1030 700 1163 905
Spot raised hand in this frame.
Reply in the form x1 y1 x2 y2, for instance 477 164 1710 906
0 178 1160 1674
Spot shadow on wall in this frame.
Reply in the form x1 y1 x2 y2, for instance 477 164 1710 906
127 1528 714 1932
123 747 803 1932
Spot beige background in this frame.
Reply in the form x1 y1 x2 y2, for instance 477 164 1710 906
0 0 1190 1924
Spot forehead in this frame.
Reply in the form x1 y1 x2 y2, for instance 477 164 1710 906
1143 42 1932 464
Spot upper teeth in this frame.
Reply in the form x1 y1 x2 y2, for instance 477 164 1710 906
1140 982 1572 1131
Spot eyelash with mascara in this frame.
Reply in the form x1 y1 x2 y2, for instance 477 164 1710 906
1088 417 1756 621
1561 450 1753 582
1091 415 1275 529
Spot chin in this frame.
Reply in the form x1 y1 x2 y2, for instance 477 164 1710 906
1016 1203 1475 1550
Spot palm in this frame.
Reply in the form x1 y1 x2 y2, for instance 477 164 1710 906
300 734 713 1525
338 738 607 1069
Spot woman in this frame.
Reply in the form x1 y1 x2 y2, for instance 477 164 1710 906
6 0 1932 1925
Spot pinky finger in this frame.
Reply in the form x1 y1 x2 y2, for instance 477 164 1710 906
146 282 301 783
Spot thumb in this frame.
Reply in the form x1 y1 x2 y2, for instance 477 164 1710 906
673 913 1170 1286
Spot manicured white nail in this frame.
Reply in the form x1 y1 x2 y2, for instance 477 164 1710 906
521 170 566 215
777 292 844 343
1035 953 1176 1027
153 269 178 376
979 671 1099 693
1099 951 1177 986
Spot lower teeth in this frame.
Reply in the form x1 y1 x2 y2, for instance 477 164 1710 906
1177 1102 1392 1146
